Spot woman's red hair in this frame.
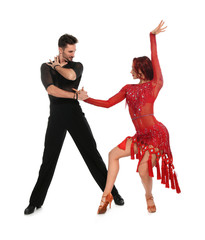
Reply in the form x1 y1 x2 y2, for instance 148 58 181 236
133 56 153 80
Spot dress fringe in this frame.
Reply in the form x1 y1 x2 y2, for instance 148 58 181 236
118 137 181 194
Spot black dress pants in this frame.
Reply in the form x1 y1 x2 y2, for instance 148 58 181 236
29 99 118 207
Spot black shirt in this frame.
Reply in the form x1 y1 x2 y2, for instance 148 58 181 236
41 61 83 103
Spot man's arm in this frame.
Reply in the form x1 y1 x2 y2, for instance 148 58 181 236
47 56 78 81
47 85 88 101
47 85 88 100
47 85 75 98
41 63 87 99
54 65 76 81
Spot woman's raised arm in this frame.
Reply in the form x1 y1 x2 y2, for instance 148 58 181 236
150 20 167 98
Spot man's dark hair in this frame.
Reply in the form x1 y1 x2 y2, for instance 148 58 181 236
58 34 78 48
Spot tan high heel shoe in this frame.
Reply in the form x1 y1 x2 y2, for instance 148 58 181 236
97 193 113 214
146 195 156 213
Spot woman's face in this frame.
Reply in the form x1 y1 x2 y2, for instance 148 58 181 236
131 65 138 79
131 64 145 80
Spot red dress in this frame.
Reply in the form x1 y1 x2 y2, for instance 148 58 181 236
84 33 181 193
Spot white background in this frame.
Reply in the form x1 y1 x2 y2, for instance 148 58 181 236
1 0 204 239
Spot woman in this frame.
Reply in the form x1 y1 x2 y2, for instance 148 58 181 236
81 21 181 214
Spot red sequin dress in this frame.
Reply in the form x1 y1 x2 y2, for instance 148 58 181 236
84 33 181 193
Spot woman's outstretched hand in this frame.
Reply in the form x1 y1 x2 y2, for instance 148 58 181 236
151 20 167 35
73 87 89 100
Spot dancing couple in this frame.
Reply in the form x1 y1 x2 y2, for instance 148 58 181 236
24 21 180 215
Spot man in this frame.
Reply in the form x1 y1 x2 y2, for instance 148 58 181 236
24 34 124 215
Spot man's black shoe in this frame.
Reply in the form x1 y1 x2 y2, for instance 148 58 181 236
113 194 124 206
24 205 41 215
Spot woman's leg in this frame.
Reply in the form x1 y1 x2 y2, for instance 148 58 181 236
103 138 137 196
97 138 137 213
138 147 157 211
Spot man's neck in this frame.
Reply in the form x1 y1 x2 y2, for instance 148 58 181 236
59 55 68 64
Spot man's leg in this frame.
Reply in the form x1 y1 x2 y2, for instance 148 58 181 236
67 107 120 197
26 116 66 211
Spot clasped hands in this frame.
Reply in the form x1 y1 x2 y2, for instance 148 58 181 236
72 87 89 101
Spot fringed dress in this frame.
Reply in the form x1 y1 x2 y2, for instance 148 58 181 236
84 33 181 193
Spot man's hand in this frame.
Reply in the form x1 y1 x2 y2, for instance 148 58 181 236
46 56 67 69
73 87 89 100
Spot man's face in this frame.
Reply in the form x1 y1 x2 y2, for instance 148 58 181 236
59 44 76 62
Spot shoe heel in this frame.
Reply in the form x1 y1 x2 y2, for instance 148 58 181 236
97 193 113 214
109 194 113 208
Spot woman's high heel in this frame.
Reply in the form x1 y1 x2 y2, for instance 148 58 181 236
146 195 156 213
97 193 113 214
